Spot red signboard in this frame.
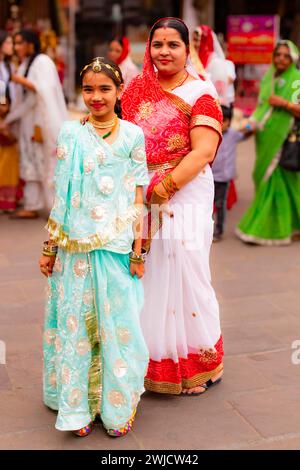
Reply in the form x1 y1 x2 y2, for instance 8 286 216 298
227 15 279 64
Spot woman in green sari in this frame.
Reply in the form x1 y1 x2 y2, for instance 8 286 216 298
236 40 300 245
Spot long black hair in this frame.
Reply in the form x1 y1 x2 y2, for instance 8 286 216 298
80 58 124 118
149 18 190 47
14 29 41 78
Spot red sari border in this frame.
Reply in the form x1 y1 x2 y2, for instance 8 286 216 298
145 336 224 394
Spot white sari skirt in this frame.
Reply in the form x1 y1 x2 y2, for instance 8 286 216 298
141 164 224 394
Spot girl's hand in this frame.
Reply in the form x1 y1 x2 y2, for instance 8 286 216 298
80 114 89 126
130 262 145 279
39 255 56 277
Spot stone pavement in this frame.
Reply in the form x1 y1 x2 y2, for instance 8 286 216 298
1 136 300 450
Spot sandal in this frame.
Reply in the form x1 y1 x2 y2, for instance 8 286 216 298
106 409 136 438
181 371 223 396
73 421 94 437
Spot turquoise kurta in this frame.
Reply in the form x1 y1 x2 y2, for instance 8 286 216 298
43 119 149 431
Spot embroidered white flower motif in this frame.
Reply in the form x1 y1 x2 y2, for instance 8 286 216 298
83 289 93 306
124 174 135 192
90 204 106 221
108 390 126 408
73 259 88 278
76 338 91 356
99 176 114 195
131 146 146 163
44 328 56 345
68 388 83 407
96 147 106 165
57 144 68 160
48 372 57 388
84 156 95 174
67 315 78 333
113 359 128 378
71 192 80 209
61 365 71 385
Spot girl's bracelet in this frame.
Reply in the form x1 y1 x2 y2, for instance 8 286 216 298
129 250 146 264
42 241 58 257
42 250 57 257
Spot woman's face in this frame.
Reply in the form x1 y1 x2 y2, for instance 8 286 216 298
273 45 292 73
14 34 31 60
1 36 13 57
150 27 188 76
192 30 201 52
82 70 122 120
107 40 123 63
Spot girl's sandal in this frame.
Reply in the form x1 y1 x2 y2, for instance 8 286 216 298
73 422 94 437
106 409 136 438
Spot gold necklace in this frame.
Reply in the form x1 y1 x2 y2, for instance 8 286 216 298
94 118 119 140
160 71 189 92
89 114 117 129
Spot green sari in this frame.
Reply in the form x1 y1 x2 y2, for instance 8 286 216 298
237 41 300 245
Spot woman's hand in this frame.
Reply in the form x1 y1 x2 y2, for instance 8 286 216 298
268 95 288 108
39 255 56 277
148 183 174 217
130 262 145 278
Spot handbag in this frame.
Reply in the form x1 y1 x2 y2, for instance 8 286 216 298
279 118 300 172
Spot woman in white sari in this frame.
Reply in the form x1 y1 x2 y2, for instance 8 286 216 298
4 29 68 218
122 18 224 395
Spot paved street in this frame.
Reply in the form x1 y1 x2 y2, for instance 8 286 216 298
1 135 300 450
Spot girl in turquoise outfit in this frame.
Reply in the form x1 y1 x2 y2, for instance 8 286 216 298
39 58 149 437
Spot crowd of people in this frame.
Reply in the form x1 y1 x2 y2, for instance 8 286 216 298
1 15 300 438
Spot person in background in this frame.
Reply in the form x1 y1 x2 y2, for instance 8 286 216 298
1 29 68 219
212 105 252 242
224 46 236 111
107 37 139 89
192 25 229 106
0 30 20 213
236 40 300 245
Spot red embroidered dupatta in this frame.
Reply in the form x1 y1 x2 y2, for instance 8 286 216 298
122 20 222 250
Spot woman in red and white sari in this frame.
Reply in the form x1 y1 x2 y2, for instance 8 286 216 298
122 18 224 395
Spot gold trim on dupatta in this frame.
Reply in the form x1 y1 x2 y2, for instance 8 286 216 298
46 205 141 253
164 90 192 117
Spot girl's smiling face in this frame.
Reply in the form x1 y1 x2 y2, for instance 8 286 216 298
81 71 123 120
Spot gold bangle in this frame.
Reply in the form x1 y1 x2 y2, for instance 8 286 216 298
129 258 145 264
153 185 168 199
42 251 56 257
